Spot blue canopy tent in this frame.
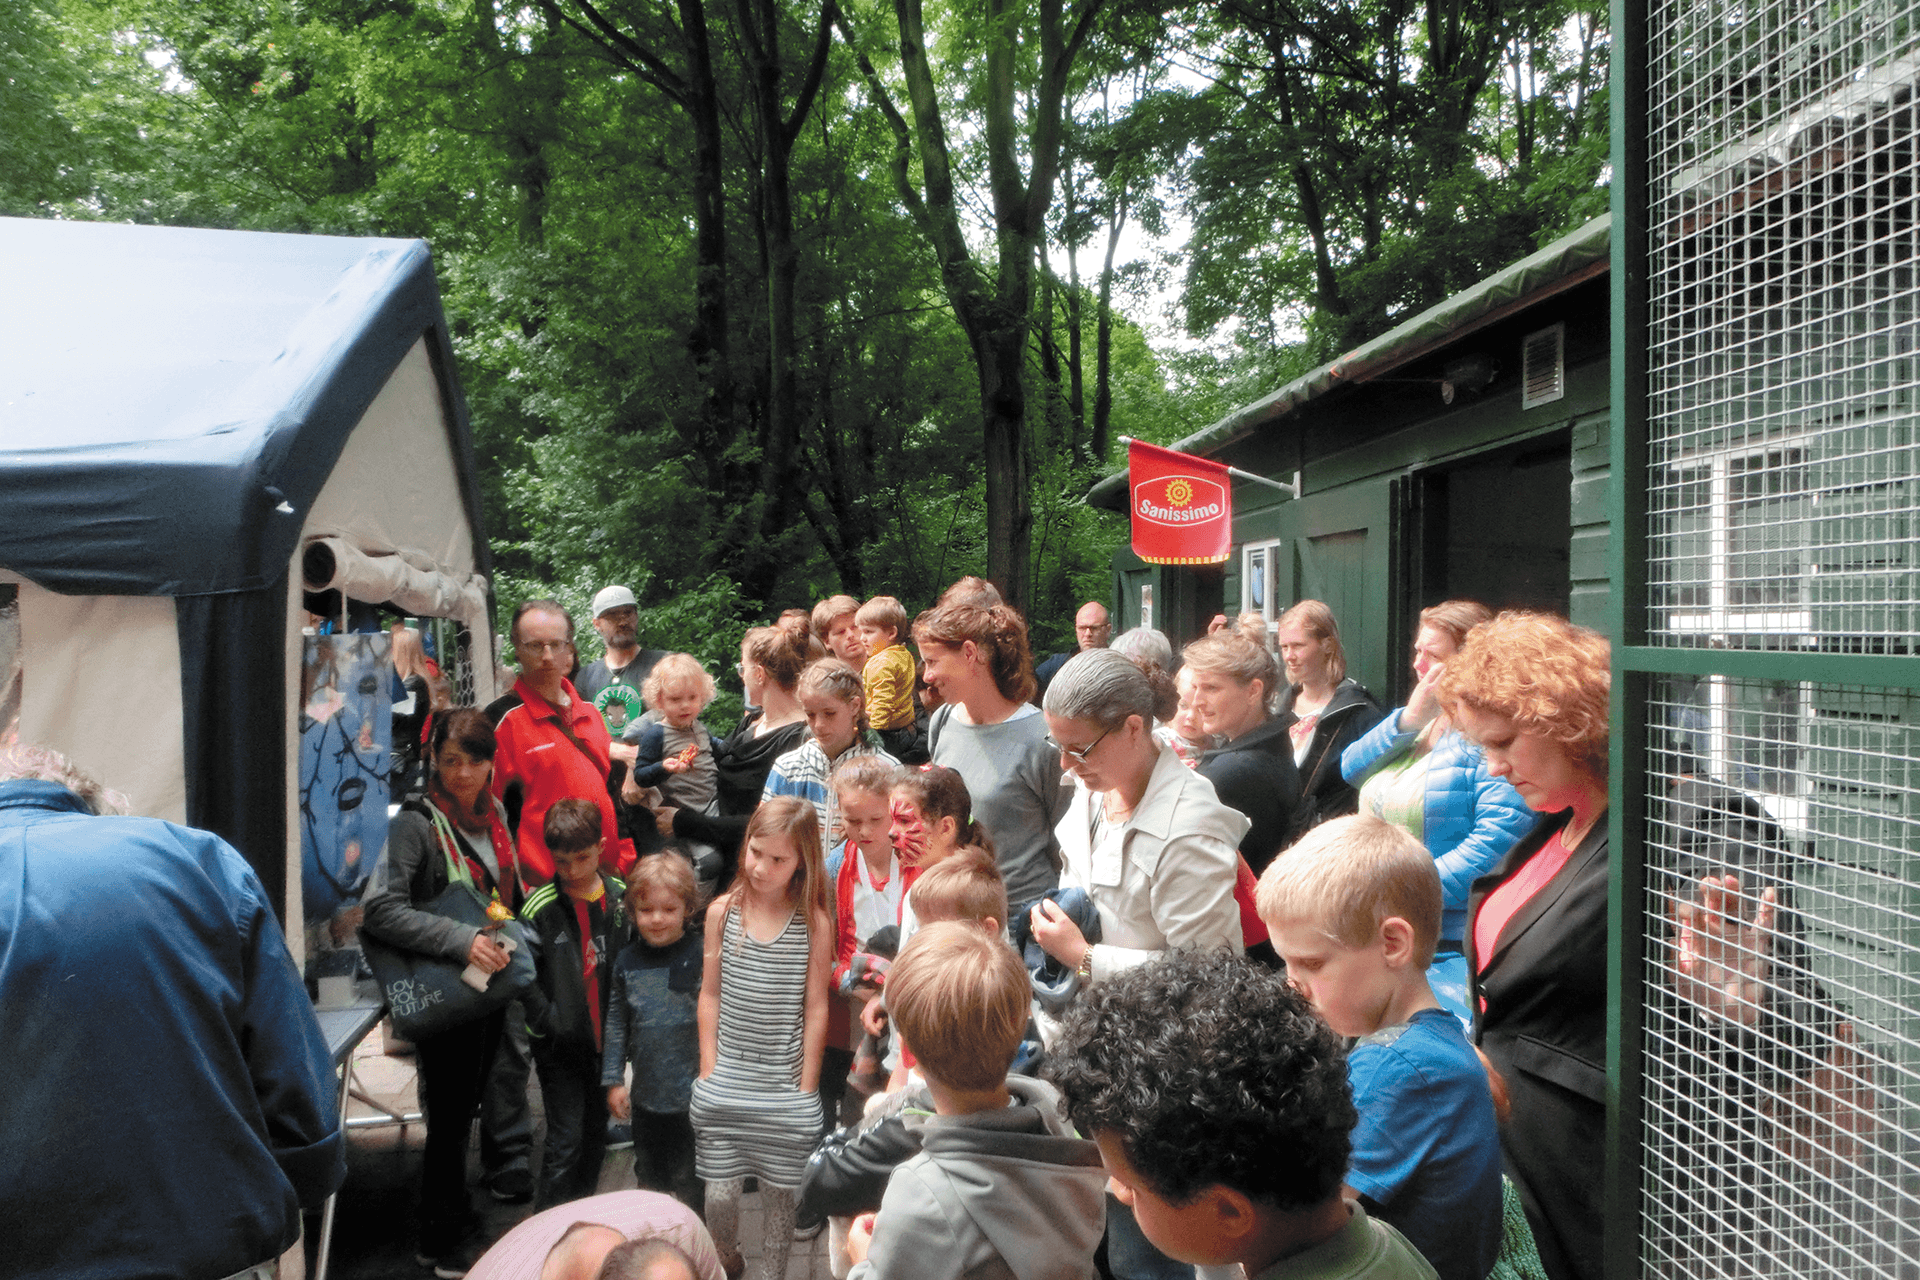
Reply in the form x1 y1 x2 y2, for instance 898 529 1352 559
0 217 497 934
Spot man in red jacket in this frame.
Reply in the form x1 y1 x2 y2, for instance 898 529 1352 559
492 599 636 887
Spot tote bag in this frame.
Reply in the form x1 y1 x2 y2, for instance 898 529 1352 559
361 806 536 1040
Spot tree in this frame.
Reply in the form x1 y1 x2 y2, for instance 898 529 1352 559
1171 0 1609 359
834 0 1114 611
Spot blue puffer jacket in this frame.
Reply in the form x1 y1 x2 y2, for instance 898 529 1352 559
1341 710 1540 943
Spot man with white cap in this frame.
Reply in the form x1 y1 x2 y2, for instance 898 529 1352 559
574 586 670 747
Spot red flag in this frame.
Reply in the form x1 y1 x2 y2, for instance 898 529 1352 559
1128 439 1233 565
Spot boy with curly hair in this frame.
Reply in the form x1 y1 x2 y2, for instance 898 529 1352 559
1047 948 1436 1280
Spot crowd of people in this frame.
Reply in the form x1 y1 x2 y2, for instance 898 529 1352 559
2 576 1874 1280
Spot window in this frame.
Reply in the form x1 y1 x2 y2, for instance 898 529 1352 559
1241 539 1281 640
1651 445 1812 638
1650 443 1816 834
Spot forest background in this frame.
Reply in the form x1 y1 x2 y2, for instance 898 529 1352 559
4 0 1608 710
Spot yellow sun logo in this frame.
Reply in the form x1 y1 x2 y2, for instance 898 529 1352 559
1164 478 1194 506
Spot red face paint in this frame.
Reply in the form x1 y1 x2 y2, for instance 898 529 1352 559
889 796 930 866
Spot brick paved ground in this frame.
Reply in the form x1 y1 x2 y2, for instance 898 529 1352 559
312 1023 833 1280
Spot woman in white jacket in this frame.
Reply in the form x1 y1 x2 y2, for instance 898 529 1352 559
1028 648 1248 1280
1029 647 1248 991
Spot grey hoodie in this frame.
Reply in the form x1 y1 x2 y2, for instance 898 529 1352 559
850 1076 1107 1280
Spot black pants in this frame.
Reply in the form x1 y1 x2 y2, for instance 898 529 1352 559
416 1010 505 1254
632 1109 702 1215
533 1053 608 1210
480 1002 533 1186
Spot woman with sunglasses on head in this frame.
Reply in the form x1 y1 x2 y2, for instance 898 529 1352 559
362 708 520 1276
914 596 1068 911
1027 647 1247 1280
1177 631 1300 876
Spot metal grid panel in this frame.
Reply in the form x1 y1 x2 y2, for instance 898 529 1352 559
1644 676 1920 1278
1645 0 1920 651
420 616 477 708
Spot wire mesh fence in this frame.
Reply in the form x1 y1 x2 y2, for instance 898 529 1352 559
1646 0 1920 653
1645 677 1920 1277
1641 0 1920 1273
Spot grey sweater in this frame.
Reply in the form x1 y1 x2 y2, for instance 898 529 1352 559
848 1077 1107 1280
928 704 1068 908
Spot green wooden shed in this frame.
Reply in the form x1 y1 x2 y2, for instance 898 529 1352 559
1087 213 1612 709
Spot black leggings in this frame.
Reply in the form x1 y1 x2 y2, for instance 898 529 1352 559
415 1010 505 1253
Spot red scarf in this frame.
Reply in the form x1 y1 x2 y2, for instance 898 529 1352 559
430 790 520 909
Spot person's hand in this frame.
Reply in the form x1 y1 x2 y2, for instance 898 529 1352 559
607 1085 630 1121
1029 899 1090 970
329 904 364 945
1675 873 1777 1028
467 932 511 974
1206 614 1231 635
653 806 679 836
622 773 648 804
1403 661 1446 734
846 1213 876 1266
609 741 639 765
662 756 690 774
861 994 888 1037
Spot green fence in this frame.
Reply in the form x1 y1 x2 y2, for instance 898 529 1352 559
1620 0 1920 1274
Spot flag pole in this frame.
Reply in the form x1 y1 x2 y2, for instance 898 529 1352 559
1118 437 1301 500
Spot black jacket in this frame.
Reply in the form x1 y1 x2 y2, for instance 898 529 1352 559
1277 677 1384 844
670 709 809 858
1468 810 1607 1280
798 1103 931 1219
1195 715 1301 875
520 873 628 1069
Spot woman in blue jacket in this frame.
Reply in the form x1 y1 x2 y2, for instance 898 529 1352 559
1341 600 1537 1025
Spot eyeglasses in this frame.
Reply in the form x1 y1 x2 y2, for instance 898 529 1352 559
1046 726 1111 764
516 639 572 656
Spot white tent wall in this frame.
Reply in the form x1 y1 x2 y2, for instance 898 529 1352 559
283 570 307 962
303 338 483 610
283 334 498 955
10 578 187 823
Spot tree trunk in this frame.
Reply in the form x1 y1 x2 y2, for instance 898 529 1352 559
678 0 736 460
975 322 1033 609
1092 185 1125 464
830 0 1101 612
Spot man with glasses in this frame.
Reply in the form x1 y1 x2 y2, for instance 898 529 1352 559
492 600 636 887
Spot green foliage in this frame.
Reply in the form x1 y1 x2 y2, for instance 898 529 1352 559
11 0 1610 660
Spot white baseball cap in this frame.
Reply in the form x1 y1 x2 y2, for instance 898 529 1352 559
591 585 637 618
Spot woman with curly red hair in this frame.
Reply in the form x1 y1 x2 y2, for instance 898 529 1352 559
1436 611 1610 1280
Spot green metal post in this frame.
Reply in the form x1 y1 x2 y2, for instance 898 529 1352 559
1604 0 1651 1270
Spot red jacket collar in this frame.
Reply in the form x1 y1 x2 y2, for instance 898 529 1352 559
513 675 585 723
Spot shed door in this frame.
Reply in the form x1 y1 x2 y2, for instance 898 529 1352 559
1270 485 1393 697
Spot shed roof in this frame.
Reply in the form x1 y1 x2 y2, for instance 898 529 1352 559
1088 212 1611 511
0 217 487 597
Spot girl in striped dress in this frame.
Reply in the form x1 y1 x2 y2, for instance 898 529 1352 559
690 796 832 1280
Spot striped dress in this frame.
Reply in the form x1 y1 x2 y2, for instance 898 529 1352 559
688 901 821 1186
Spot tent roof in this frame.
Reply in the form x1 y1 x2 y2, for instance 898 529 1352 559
1087 212 1611 511
0 217 490 597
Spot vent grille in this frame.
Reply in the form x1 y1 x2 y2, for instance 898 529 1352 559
1522 323 1565 409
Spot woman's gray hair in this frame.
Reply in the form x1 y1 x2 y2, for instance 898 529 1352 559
1043 648 1157 729
0 743 129 815
1109 626 1173 670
